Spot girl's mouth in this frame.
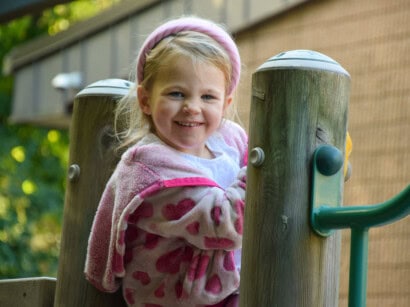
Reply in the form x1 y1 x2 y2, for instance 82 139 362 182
176 121 202 127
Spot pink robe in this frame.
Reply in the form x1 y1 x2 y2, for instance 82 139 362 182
85 120 247 307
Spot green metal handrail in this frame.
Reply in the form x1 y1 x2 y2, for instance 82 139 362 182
310 145 410 307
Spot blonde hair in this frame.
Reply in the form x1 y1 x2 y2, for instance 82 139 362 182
114 30 239 151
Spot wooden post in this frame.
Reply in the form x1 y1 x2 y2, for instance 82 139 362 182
53 79 132 306
0 277 56 307
240 50 350 306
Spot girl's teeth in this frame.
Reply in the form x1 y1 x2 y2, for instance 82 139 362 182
178 122 199 127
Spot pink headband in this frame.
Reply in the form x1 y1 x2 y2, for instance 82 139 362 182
136 16 241 95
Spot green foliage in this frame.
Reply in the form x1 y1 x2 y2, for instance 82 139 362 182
0 0 121 278
0 126 68 277
44 0 122 35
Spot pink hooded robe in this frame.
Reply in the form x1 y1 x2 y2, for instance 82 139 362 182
85 120 248 307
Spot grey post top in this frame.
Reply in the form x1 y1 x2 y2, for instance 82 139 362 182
257 49 350 76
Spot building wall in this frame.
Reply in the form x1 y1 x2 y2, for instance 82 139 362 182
234 0 410 306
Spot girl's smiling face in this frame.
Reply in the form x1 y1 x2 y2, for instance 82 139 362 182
138 56 232 158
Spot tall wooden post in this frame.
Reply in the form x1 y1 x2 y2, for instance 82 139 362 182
53 79 131 306
240 50 350 306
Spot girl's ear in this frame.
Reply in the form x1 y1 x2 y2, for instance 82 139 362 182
137 86 151 115
223 94 233 112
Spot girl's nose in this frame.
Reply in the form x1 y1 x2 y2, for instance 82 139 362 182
182 99 201 114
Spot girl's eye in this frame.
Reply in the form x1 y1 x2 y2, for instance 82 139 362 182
168 91 184 99
202 94 216 101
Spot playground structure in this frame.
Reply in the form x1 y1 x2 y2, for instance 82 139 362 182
0 50 409 307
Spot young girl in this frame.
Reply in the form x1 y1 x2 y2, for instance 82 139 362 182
85 16 247 307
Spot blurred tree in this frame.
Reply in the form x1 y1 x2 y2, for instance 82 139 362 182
0 0 121 278
0 126 69 277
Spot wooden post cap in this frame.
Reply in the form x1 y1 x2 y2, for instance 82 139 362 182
76 78 133 97
257 49 350 76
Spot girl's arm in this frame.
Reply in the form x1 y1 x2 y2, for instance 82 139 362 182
129 166 247 250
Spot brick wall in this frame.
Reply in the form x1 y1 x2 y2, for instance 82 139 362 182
234 0 410 305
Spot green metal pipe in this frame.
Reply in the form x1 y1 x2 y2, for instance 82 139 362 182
310 139 410 307
348 228 369 307
313 185 410 231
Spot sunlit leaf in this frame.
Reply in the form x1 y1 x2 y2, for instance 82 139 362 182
47 130 60 143
0 195 10 219
10 146 25 162
22 180 36 195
